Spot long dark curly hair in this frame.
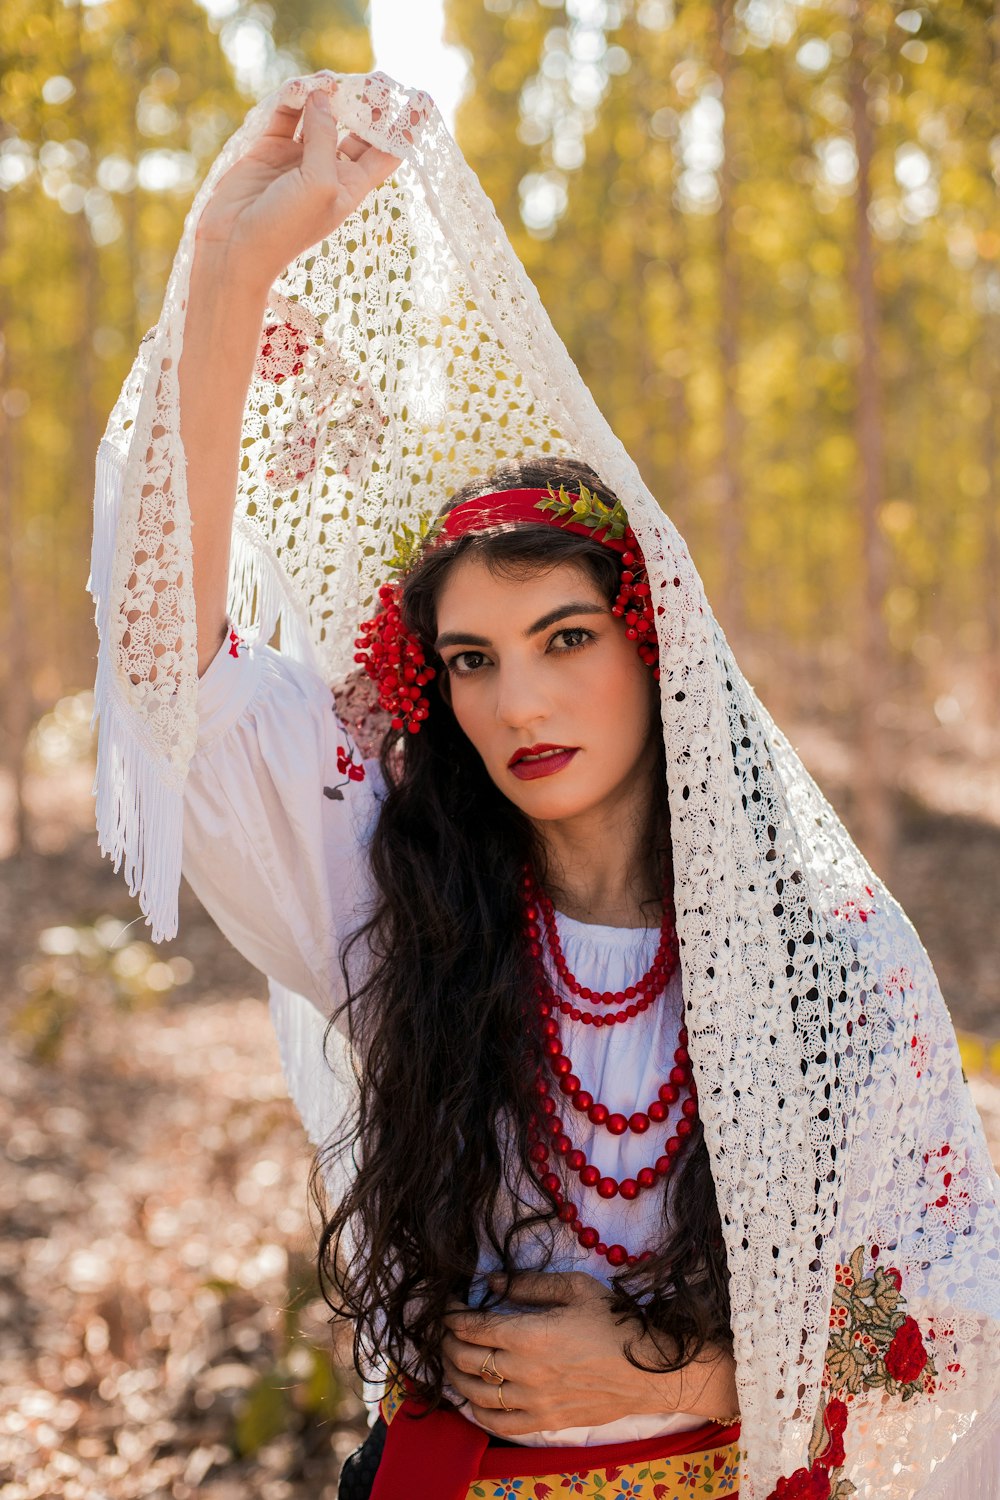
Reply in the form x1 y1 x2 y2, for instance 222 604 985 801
315 456 732 1403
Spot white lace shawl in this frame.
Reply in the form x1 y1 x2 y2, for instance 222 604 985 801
88 68 1000 1499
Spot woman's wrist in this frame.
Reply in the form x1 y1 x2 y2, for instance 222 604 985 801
615 1333 739 1422
190 236 275 305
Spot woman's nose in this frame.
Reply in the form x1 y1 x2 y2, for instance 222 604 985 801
493 661 552 731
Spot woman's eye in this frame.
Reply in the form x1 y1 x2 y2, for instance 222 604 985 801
551 627 594 651
447 650 488 675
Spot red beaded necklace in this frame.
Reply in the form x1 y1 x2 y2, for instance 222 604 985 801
521 870 698 1269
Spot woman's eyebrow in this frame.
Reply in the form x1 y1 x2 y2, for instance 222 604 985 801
435 601 607 652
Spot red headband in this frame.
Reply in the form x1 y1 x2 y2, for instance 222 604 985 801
354 485 658 735
441 487 629 552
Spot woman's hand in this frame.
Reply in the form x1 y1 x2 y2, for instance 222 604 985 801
194 86 401 291
441 1270 738 1437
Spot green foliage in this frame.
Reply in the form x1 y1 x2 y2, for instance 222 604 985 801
536 481 631 540
385 512 445 575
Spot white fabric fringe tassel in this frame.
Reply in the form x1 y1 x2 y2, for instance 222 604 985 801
88 437 184 944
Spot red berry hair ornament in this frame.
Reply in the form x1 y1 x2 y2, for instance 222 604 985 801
353 482 660 734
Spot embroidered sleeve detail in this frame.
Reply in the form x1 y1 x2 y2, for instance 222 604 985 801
323 733 367 802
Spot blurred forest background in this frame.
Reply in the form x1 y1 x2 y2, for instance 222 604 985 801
1 0 998 1496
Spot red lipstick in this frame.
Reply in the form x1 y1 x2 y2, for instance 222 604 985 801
507 743 579 781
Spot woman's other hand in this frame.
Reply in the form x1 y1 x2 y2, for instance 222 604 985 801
195 87 401 292
441 1270 738 1436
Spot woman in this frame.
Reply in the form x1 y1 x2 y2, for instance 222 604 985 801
90 70 1000 1499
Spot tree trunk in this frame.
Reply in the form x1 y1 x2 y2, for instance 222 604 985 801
984 0 1000 718
712 0 746 645
847 0 895 875
0 194 33 855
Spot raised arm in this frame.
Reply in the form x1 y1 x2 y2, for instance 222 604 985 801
177 88 400 676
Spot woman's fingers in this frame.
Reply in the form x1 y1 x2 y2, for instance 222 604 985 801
441 1328 498 1376
336 131 369 162
261 101 308 142
441 1306 514 1349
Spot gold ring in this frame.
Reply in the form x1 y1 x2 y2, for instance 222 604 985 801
497 1379 511 1412
480 1347 504 1385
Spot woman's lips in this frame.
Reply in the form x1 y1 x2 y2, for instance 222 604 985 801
508 747 579 781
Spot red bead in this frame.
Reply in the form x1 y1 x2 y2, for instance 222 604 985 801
659 1083 679 1104
655 1155 671 1175
647 1101 667 1123
578 1226 599 1249
558 1202 578 1223
569 1008 581 1022
580 1165 600 1187
676 1118 693 1138
619 1179 639 1201
554 1135 571 1155
637 1167 657 1189
606 1244 628 1267
541 1172 561 1194
674 1045 689 1064
682 1098 698 1118
627 1254 639 1268
559 1075 580 1095
542 1019 558 1037
529 1144 548 1164
581 1013 593 1025
573 1091 593 1113
548 1117 563 1137
669 1065 687 1086
588 1104 609 1126
567 1149 586 1171
607 1113 628 1136
628 1112 650 1134
596 1241 608 1256
597 1177 619 1199
666 1136 682 1156
541 1097 556 1116
553 1055 572 1076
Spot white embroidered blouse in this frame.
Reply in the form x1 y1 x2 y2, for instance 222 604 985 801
181 628 708 1447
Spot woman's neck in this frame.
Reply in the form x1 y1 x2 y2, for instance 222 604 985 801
533 745 665 929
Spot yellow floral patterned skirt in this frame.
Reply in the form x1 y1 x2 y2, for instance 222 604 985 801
376 1381 741 1500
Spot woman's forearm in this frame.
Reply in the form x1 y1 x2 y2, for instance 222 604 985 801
178 245 271 676
622 1337 739 1423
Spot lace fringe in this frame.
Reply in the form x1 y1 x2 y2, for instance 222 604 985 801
914 1396 1000 1500
88 438 125 607
268 982 357 1158
88 437 184 944
229 521 318 669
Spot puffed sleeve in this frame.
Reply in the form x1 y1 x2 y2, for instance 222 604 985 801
180 625 384 1027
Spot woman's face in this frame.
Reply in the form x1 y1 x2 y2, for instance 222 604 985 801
433 555 659 827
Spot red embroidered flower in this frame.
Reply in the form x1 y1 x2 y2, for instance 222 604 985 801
768 1464 831 1500
817 1398 848 1469
885 1316 928 1383
255 320 309 384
